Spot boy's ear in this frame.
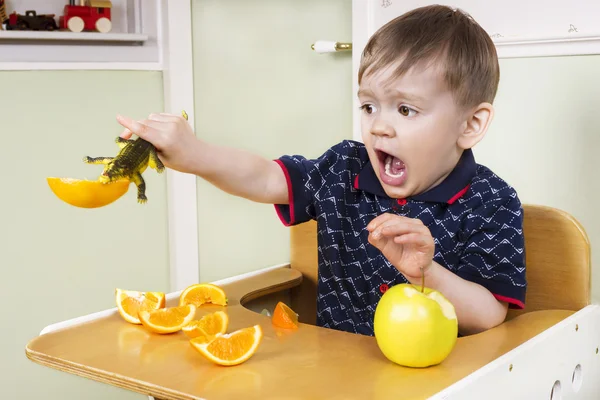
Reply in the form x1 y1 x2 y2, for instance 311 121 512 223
457 102 494 149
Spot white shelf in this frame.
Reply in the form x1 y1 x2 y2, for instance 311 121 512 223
0 0 161 69
0 30 148 43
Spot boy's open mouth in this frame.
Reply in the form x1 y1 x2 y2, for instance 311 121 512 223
376 149 407 186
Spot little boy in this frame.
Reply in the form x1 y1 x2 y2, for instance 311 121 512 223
116 5 526 337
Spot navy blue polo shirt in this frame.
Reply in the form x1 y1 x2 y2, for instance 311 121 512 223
274 140 527 336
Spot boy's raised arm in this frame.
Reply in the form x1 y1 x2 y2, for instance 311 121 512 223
116 113 289 205
191 141 289 205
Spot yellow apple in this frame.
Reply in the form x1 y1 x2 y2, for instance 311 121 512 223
373 283 458 367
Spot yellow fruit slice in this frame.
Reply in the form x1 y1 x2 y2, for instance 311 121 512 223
115 288 166 325
139 304 197 334
179 283 228 307
190 325 263 366
47 177 130 208
182 311 229 339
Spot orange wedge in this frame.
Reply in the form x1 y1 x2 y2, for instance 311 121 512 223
47 177 130 208
139 304 197 334
190 325 263 366
179 283 228 307
115 288 166 324
272 301 299 329
182 311 229 340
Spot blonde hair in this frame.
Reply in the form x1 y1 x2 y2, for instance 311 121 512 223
358 5 500 109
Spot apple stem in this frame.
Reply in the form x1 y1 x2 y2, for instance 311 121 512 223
420 266 425 293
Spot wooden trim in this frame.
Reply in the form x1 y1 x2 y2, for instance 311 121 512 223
160 0 200 291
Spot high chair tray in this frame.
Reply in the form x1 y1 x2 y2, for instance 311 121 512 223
26 265 598 399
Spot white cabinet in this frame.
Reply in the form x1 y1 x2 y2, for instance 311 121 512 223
0 0 163 69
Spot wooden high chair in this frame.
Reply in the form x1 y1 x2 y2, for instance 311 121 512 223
25 204 600 399
288 204 592 325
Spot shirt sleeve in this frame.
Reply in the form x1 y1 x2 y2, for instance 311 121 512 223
454 192 527 309
273 141 352 227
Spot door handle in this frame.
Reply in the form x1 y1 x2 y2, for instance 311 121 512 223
311 41 352 53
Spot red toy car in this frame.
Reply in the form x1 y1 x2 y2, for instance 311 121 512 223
59 0 112 33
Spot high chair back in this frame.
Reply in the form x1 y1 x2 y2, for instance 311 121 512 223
288 204 591 325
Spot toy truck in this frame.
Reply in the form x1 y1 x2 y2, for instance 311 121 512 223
59 0 112 33
5 10 58 31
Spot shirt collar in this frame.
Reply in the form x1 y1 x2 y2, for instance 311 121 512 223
354 149 477 204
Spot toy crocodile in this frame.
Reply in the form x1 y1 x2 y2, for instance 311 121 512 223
83 110 188 204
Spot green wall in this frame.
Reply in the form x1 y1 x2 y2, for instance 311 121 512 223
476 55 600 303
2 70 166 399
6 1 600 399
191 0 353 282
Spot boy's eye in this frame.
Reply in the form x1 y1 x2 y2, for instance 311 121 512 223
399 105 416 117
360 104 377 114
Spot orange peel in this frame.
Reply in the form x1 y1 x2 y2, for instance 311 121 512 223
47 177 130 208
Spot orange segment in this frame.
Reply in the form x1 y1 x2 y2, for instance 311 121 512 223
115 288 165 325
47 177 130 208
179 283 228 307
139 304 197 334
190 325 263 366
272 301 299 329
182 311 229 339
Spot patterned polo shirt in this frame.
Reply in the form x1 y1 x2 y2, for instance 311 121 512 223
273 140 527 336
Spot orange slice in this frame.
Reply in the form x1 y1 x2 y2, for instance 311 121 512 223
182 311 229 339
47 177 130 208
179 283 228 307
271 301 299 329
115 288 166 324
190 325 263 366
139 304 197 334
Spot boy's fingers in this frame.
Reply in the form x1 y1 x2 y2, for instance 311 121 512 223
116 114 144 135
367 214 423 231
393 233 429 247
148 113 176 122
370 218 427 238
116 115 160 144
367 231 386 248
366 213 395 230
140 119 167 130
120 129 133 139
379 223 428 237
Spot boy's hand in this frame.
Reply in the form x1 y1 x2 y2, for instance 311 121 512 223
116 112 199 173
366 213 434 280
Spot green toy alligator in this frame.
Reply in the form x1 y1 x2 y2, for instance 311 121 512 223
83 110 188 204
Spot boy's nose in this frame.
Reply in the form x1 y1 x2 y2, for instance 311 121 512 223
370 119 396 137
